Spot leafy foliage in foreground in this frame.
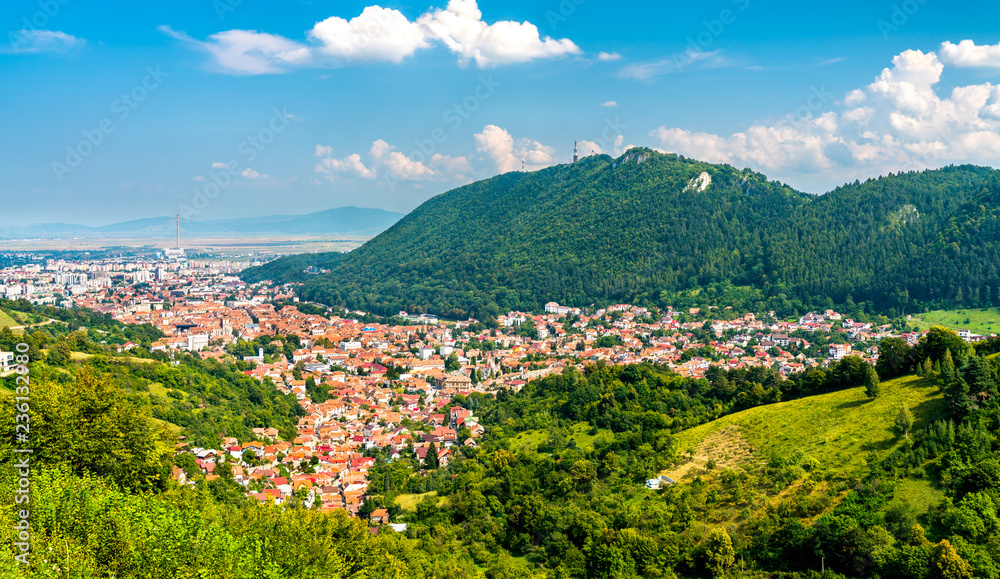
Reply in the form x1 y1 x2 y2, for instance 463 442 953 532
243 151 1000 319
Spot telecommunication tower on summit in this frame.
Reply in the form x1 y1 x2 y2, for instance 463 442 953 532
572 140 579 163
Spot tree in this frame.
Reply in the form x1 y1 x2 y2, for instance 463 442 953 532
876 337 914 379
923 358 935 378
893 404 914 441
919 327 969 367
445 352 460 372
932 540 973 579
704 529 736 577
864 365 882 398
426 442 439 469
0 369 169 492
942 349 957 383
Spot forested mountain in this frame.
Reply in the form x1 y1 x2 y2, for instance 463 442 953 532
243 150 1000 319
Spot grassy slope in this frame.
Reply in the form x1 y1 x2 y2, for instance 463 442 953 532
911 308 1000 335
673 375 944 478
0 309 19 330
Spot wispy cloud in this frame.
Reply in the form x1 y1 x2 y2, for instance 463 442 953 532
619 49 731 81
3 30 84 54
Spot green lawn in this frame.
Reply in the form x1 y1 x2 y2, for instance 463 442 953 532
910 308 1000 335
674 375 945 478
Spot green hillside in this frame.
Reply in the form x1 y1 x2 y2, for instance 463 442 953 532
242 151 1000 319
910 308 1000 335
0 309 18 330
670 375 944 481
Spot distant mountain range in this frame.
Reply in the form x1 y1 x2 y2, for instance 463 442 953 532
1 206 404 238
243 149 1000 320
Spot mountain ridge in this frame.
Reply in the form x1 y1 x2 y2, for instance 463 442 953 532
1 206 404 238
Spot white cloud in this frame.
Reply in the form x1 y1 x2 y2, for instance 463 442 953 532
192 176 206 182
241 168 268 179
474 125 558 172
430 153 474 180
577 135 628 159
940 40 1000 70
211 162 228 169
369 140 436 180
313 140 473 183
417 0 580 67
161 26 311 75
3 30 83 54
601 101 619 108
650 47 1000 191
620 49 729 81
315 151 376 179
165 0 580 74
309 6 430 63
597 51 622 62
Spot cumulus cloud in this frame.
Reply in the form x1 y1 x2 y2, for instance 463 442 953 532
369 140 437 180
650 47 1000 192
597 52 622 62
474 125 558 172
940 40 1000 70
211 162 229 169
3 30 84 54
315 152 376 179
601 101 619 108
577 135 628 159
310 6 430 63
313 140 470 182
165 0 580 74
241 168 268 179
417 0 580 67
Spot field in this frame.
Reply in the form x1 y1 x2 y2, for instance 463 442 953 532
910 308 1000 335
670 375 944 481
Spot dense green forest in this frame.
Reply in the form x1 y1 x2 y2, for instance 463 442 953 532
242 151 1000 320
365 328 1000 579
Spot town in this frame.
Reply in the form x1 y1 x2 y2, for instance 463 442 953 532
0 253 991 523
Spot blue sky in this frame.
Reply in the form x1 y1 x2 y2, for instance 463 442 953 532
2 0 1000 226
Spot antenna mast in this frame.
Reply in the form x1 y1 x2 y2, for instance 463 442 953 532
572 140 579 163
175 214 180 249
